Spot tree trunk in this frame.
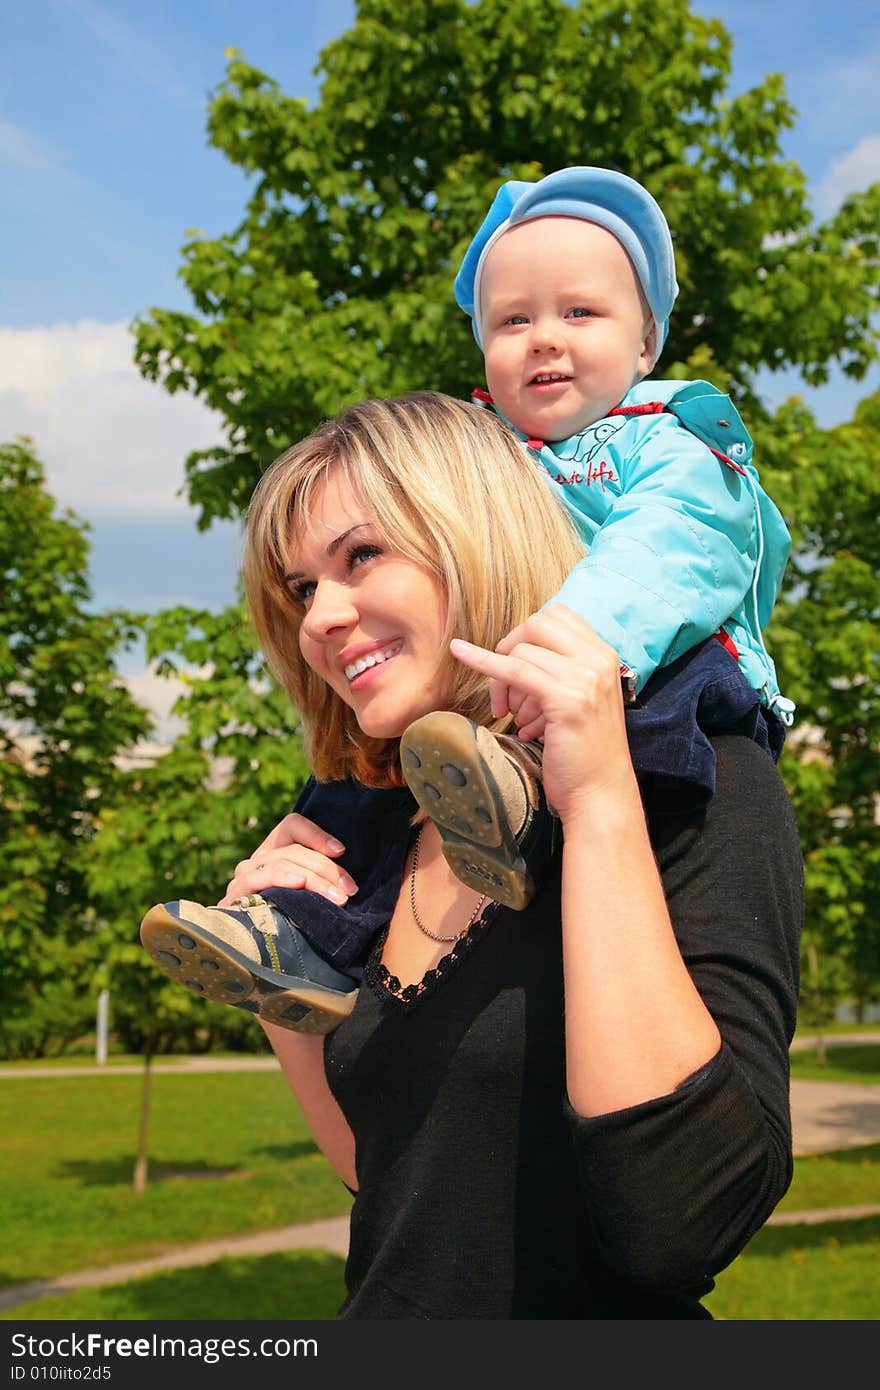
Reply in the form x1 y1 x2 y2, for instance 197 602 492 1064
133 1051 152 1193
806 940 827 1066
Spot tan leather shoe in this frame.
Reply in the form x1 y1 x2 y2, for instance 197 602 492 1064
400 712 553 910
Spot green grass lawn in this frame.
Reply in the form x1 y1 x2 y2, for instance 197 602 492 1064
0 1252 346 1321
792 1020 880 1040
0 1050 271 1072
0 1071 350 1287
779 1143 880 1211
789 1044 880 1084
705 1215 880 1320
2 1054 879 1322
5 1218 879 1321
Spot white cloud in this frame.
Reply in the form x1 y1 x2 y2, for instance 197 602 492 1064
817 135 880 215
0 320 225 521
0 119 74 177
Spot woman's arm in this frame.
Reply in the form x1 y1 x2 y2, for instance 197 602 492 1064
559 770 722 1116
259 1023 358 1191
454 604 721 1115
453 611 802 1286
567 737 802 1287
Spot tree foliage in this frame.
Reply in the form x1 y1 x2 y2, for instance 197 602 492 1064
129 0 878 1019
134 0 879 529
758 396 880 1021
84 601 311 1056
0 439 149 1056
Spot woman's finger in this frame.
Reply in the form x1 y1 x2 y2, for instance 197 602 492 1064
223 844 358 906
243 843 357 891
451 636 574 690
514 694 543 731
218 861 352 909
252 811 347 860
515 717 546 745
488 673 511 721
496 603 600 657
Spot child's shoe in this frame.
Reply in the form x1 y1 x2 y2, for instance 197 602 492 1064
399 712 555 910
139 895 358 1034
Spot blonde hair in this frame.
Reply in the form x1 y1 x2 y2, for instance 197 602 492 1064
243 392 584 785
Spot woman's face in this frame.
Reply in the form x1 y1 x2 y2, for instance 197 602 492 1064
285 467 453 739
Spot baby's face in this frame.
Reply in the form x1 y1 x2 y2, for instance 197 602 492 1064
480 217 656 442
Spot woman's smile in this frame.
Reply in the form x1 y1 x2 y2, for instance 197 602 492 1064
342 638 404 687
286 469 451 737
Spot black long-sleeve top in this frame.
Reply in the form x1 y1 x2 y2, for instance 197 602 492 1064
324 736 804 1319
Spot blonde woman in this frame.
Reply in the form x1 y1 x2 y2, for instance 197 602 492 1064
141 393 802 1319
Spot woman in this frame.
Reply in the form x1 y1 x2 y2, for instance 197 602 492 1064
166 392 805 1318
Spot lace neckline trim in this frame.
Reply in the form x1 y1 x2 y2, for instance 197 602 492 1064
364 904 500 1006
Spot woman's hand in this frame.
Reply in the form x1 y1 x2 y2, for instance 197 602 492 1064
451 603 637 824
218 814 359 907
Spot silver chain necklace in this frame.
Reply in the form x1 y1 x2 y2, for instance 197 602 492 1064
409 825 489 944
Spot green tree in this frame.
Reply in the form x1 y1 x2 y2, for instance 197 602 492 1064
85 599 311 1061
83 600 310 1187
134 0 879 527
758 395 880 1029
0 438 149 1058
131 0 879 1020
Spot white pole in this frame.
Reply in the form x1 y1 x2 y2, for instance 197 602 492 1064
96 989 109 1066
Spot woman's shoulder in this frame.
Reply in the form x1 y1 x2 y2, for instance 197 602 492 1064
649 734 804 935
711 734 799 829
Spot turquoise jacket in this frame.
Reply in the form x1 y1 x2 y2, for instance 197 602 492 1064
484 378 795 724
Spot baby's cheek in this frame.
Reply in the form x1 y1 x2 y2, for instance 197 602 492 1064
483 342 509 393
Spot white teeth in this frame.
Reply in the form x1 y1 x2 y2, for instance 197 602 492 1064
533 372 567 383
344 644 400 681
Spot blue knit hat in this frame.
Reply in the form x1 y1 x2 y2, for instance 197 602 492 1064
454 166 678 352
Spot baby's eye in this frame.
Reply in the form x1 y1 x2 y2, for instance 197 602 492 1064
567 307 592 319
503 313 529 326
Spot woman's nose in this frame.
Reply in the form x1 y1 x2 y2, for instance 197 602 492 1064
300 581 357 643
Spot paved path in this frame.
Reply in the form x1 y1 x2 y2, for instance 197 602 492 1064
790 1077 880 1154
2 1035 878 1314
0 1057 281 1079
0 1217 352 1314
2 1030 877 1081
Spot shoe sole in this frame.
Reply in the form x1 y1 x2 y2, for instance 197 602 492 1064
400 712 534 910
139 905 357 1035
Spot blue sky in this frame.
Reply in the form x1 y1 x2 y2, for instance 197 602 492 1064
2 0 879 646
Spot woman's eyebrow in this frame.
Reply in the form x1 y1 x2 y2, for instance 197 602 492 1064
327 523 368 556
284 523 369 584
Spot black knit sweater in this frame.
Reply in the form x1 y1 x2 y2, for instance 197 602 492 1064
324 736 804 1319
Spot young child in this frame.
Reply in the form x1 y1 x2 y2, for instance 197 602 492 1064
140 166 794 1033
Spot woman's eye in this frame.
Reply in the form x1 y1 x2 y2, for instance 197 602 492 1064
287 543 381 607
289 579 316 606
347 542 382 570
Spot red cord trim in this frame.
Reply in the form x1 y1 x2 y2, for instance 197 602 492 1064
712 628 739 661
706 445 746 475
609 404 747 473
607 402 666 416
469 392 747 471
